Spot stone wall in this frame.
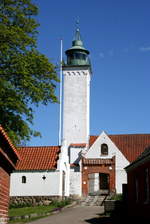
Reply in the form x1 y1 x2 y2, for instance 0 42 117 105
10 196 64 207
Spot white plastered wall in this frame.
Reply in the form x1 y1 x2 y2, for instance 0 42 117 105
85 131 130 193
70 169 81 196
57 140 70 196
10 171 60 196
68 146 87 196
69 147 85 164
62 68 91 146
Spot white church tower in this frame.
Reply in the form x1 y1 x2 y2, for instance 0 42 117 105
62 28 91 146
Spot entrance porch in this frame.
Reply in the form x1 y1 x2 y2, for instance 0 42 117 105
82 156 115 196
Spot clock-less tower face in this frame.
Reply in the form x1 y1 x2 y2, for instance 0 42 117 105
62 28 91 146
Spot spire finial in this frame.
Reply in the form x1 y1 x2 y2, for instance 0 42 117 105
74 18 81 41
75 18 80 30
65 22 90 66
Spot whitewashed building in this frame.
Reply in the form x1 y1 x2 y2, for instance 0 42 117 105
10 28 150 198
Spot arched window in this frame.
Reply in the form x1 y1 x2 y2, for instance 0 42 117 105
101 144 108 155
22 176 26 184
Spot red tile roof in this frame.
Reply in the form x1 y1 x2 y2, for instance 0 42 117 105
89 136 98 147
90 134 150 162
126 146 150 171
69 143 86 148
16 146 60 170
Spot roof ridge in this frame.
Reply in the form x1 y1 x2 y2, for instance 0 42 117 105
90 134 150 137
109 133 150 136
18 145 59 149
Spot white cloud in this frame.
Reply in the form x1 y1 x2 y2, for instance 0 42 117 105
139 47 150 52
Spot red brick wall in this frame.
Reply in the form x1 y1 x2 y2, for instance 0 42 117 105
82 157 115 196
127 160 150 219
0 127 19 224
0 167 10 224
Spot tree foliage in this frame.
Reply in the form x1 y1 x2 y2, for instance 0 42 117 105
0 0 59 145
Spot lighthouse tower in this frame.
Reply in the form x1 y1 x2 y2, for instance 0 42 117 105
62 28 91 146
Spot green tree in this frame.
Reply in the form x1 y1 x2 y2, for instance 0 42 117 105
0 0 59 145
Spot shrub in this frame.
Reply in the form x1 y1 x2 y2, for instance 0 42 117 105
51 199 71 208
9 202 33 209
110 194 123 201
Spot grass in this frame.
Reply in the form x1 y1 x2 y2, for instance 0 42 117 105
8 215 49 223
8 205 56 217
8 199 71 223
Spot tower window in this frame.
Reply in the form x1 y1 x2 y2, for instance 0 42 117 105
74 53 81 59
82 54 86 60
101 144 108 155
22 176 26 184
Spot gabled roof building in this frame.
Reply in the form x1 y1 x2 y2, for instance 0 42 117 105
10 132 150 197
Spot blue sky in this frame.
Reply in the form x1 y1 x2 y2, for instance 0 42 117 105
28 0 150 146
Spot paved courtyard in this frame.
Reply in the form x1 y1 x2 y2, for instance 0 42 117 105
26 206 105 224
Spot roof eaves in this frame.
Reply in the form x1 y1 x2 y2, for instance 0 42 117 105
15 168 57 172
0 126 21 160
69 143 86 148
0 147 16 169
